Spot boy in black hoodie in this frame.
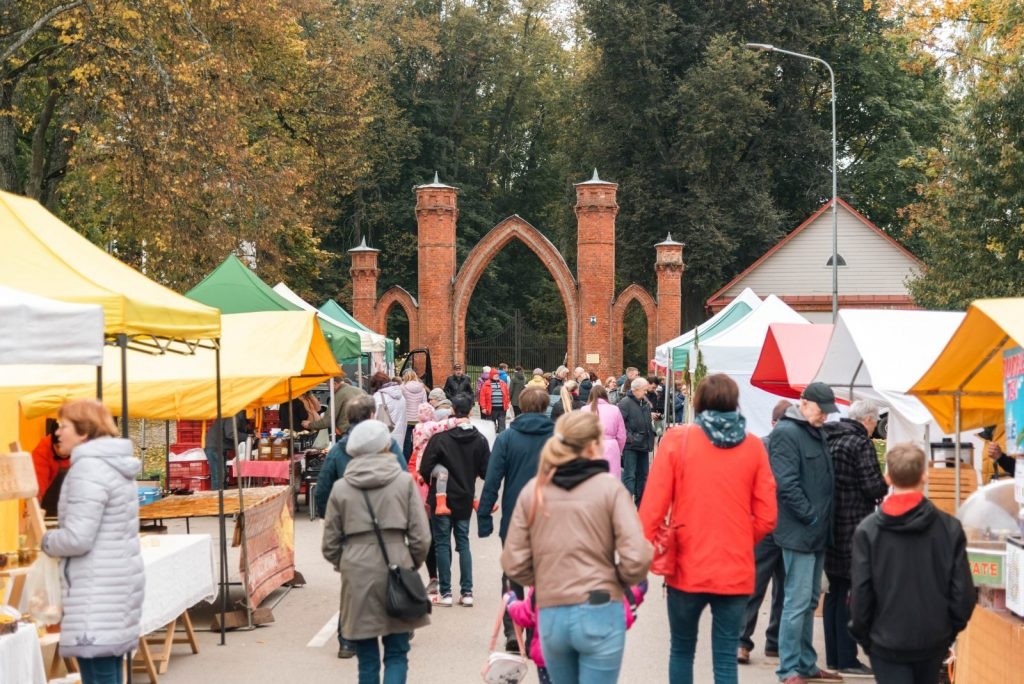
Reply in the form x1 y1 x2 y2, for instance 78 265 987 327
849 443 976 683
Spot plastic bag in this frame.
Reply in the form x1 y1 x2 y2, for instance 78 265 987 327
22 553 63 625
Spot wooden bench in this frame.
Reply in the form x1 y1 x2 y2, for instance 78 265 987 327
926 464 978 515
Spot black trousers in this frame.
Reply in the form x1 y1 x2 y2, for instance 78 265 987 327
869 653 946 684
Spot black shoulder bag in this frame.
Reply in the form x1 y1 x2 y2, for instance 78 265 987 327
361 489 432 620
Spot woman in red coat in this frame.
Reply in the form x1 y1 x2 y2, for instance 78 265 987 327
639 374 777 684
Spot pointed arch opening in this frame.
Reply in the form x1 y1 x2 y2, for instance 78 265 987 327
612 284 657 373
452 216 579 368
376 286 418 349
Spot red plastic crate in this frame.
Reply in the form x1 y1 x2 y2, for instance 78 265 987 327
167 475 210 492
168 442 202 456
263 409 280 430
175 419 205 443
169 461 209 479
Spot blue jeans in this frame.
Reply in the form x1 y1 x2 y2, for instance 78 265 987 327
621 448 650 506
539 601 626 684
823 574 862 670
431 515 472 595
353 633 411 684
667 588 747 684
739 533 785 652
78 655 124 684
777 548 825 680
204 446 223 490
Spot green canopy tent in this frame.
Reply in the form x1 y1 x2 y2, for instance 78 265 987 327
187 255 362 362
320 299 395 367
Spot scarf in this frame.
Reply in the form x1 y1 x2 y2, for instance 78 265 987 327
695 410 747 448
550 458 609 490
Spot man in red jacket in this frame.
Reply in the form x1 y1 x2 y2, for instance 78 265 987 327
479 368 511 434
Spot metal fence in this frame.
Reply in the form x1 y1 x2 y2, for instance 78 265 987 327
465 309 566 372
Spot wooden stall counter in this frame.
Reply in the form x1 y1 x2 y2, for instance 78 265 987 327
956 605 1024 683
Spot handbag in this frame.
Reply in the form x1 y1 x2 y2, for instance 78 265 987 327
650 425 689 577
375 394 395 430
481 594 528 684
361 489 431 620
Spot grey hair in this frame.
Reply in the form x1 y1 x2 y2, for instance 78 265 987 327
848 399 880 423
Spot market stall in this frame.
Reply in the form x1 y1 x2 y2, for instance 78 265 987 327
653 287 761 372
750 323 834 399
812 308 965 445
906 298 1024 683
692 295 808 435
320 298 395 369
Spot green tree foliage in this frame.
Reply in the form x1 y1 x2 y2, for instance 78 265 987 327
576 0 949 325
902 0 1024 308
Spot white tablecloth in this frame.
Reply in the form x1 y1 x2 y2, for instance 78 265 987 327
0 623 46 684
139 534 216 635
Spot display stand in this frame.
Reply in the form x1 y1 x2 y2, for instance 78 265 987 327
0 447 45 608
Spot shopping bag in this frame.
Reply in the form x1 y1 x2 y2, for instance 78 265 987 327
375 396 395 430
22 553 62 625
481 596 528 683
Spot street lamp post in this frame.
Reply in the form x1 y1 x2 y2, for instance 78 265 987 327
746 43 838 323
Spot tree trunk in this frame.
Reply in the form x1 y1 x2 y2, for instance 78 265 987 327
26 77 61 201
0 80 19 192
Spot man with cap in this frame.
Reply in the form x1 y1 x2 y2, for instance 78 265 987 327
525 368 547 390
769 382 841 684
619 376 656 507
442 363 473 402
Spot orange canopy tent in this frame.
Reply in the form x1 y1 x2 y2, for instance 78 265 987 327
751 323 834 399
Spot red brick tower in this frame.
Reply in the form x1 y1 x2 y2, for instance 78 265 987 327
655 234 685 347
348 238 380 332
415 174 458 373
574 170 618 378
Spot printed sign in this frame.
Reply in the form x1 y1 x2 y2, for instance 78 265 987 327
240 487 295 607
1004 347 1024 456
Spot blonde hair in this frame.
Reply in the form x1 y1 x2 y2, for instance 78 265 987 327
528 411 602 525
58 399 118 440
559 379 578 414
401 369 420 383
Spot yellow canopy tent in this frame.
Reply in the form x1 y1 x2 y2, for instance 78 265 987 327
0 190 220 343
908 298 1024 433
908 299 1024 511
0 311 340 420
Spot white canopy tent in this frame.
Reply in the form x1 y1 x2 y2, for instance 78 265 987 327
654 288 762 371
694 295 809 436
0 285 104 366
272 282 387 354
812 309 966 446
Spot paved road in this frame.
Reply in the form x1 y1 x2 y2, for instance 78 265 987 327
127 419 865 683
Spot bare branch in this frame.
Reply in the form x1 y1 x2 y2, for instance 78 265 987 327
1 1 84 65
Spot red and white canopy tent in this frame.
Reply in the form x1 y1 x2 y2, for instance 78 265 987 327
751 323 834 400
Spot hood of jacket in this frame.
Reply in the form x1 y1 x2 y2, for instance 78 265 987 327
824 417 868 441
401 380 425 397
343 452 403 489
694 410 747 448
551 458 609 490
71 437 140 480
876 496 938 534
445 422 483 444
511 412 554 436
378 384 404 400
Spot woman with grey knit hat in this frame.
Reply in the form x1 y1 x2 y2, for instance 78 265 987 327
322 420 432 683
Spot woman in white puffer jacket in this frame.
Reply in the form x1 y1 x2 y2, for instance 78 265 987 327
400 369 427 459
41 399 144 684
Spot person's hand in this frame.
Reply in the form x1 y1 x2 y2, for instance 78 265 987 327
478 516 494 538
503 591 517 606
986 442 1003 460
301 420 310 429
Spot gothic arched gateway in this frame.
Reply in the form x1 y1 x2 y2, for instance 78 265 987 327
348 173 684 380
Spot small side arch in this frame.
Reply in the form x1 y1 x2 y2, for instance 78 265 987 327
451 215 579 366
611 284 657 374
376 286 419 347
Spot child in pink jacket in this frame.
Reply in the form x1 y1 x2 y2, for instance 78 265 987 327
505 580 648 683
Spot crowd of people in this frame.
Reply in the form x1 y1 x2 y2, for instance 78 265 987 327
310 362 978 684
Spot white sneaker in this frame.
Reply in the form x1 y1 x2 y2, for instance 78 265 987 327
460 592 474 607
437 594 453 607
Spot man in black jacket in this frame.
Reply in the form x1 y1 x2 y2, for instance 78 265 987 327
619 377 655 507
442 363 474 402
419 393 490 608
850 442 975 682
822 399 888 678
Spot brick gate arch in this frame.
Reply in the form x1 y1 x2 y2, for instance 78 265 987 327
611 283 657 371
451 215 579 367
376 285 419 347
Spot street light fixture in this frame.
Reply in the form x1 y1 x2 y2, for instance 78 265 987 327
746 43 839 323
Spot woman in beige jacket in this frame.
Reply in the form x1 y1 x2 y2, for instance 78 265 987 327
502 411 652 683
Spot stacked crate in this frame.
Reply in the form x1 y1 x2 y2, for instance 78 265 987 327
168 419 210 491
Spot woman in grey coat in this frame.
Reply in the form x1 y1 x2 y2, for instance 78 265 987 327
322 419 431 683
41 399 144 684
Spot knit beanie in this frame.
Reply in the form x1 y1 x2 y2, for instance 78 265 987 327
345 420 391 457
428 387 446 402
